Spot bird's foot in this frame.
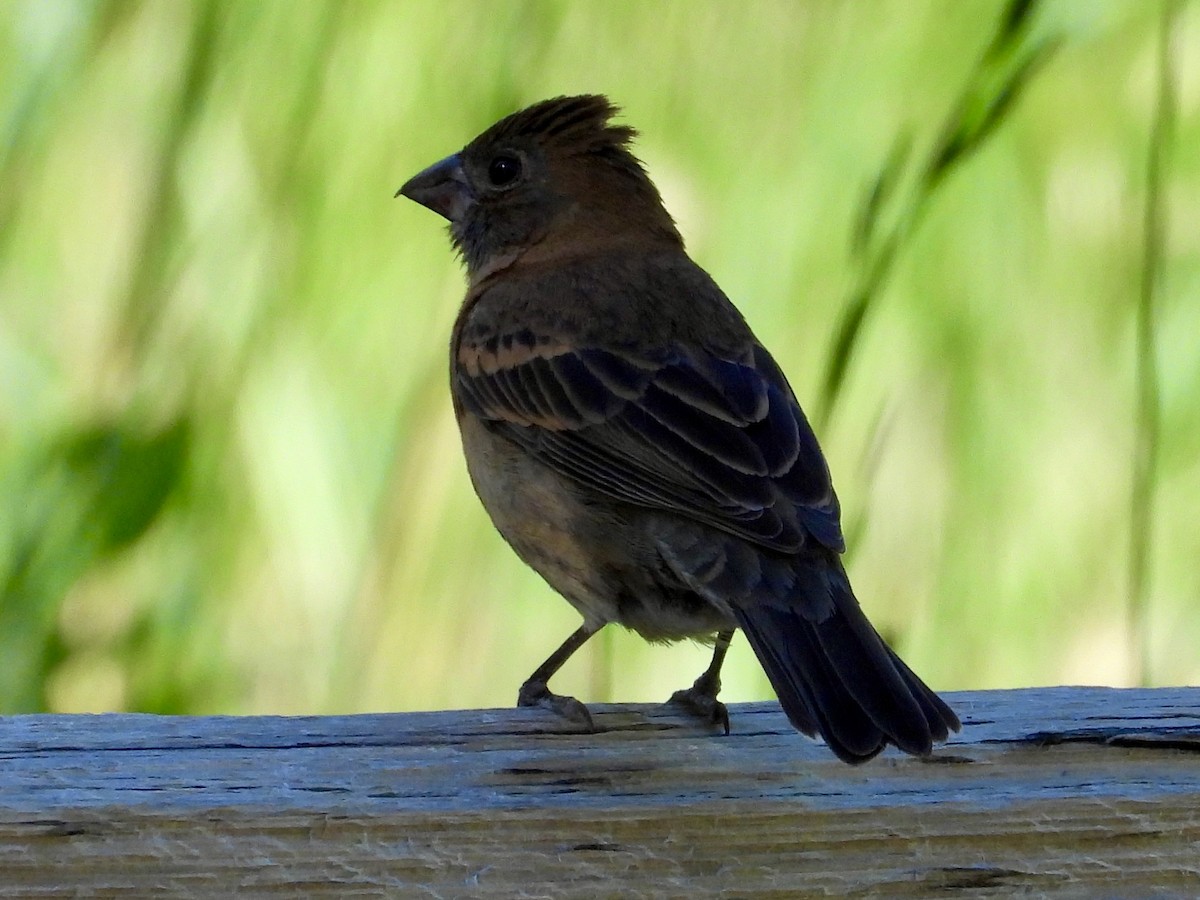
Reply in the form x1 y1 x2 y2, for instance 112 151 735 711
518 680 596 731
668 675 730 735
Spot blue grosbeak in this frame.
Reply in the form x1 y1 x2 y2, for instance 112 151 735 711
398 95 959 763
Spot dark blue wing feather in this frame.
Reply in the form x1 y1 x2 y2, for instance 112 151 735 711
454 338 844 554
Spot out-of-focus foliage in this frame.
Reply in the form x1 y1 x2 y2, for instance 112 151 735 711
0 0 1196 715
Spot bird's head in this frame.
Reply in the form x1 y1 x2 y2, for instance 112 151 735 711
398 95 681 279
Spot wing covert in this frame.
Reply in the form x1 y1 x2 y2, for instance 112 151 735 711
454 335 844 554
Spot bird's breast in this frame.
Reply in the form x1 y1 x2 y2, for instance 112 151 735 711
455 411 737 641
456 412 623 629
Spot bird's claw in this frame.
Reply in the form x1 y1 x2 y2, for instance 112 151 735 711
518 680 597 731
669 682 731 735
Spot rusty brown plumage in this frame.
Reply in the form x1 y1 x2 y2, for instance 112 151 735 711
398 96 960 763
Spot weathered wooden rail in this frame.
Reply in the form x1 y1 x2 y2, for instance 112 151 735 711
0 686 1197 897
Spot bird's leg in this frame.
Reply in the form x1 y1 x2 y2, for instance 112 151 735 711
668 629 734 734
517 623 601 731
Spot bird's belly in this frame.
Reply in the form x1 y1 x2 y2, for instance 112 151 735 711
457 414 733 639
458 414 622 629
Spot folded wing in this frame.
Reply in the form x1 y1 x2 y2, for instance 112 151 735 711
455 329 844 554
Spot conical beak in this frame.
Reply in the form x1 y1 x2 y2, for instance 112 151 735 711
395 153 472 222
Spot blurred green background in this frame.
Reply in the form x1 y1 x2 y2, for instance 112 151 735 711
0 0 1197 717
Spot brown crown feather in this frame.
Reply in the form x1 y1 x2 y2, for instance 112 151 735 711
470 95 637 156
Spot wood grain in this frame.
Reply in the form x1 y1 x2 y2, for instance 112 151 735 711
0 687 1197 897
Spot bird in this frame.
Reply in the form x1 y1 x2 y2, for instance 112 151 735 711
397 94 960 763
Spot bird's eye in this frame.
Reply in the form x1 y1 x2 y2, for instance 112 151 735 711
487 154 522 187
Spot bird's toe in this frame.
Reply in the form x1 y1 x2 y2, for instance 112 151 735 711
518 680 597 731
668 684 731 735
